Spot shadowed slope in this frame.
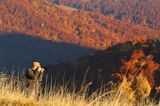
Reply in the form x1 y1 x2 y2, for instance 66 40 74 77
0 33 94 70
44 40 160 94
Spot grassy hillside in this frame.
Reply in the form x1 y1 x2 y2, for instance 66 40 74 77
0 74 158 106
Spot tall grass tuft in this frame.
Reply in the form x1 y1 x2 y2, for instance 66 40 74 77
0 73 159 106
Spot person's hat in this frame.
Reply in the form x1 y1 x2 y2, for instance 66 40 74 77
32 62 41 68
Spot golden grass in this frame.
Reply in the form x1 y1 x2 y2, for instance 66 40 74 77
0 76 158 106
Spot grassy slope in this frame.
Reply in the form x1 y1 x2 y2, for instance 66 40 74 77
0 76 158 106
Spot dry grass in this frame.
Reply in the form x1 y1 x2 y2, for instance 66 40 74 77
0 75 159 106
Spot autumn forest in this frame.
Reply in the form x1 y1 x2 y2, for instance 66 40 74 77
0 0 160 105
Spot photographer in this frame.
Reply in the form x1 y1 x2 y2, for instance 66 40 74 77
25 62 45 98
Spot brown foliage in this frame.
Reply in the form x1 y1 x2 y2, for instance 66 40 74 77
0 0 160 50
52 0 160 30
115 50 160 87
0 18 2 32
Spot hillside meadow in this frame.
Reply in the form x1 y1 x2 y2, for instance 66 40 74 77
0 72 159 106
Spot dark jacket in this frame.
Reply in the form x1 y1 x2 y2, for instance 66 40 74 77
26 68 44 82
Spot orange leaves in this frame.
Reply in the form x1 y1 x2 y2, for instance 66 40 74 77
52 34 58 41
92 28 96 33
56 0 160 30
118 50 160 88
0 0 160 49
111 45 160 101
0 18 2 32
130 50 145 59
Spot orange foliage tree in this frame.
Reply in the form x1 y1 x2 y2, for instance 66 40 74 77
113 50 160 88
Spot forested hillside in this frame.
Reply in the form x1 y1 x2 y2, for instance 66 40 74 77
52 0 160 30
0 0 159 50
